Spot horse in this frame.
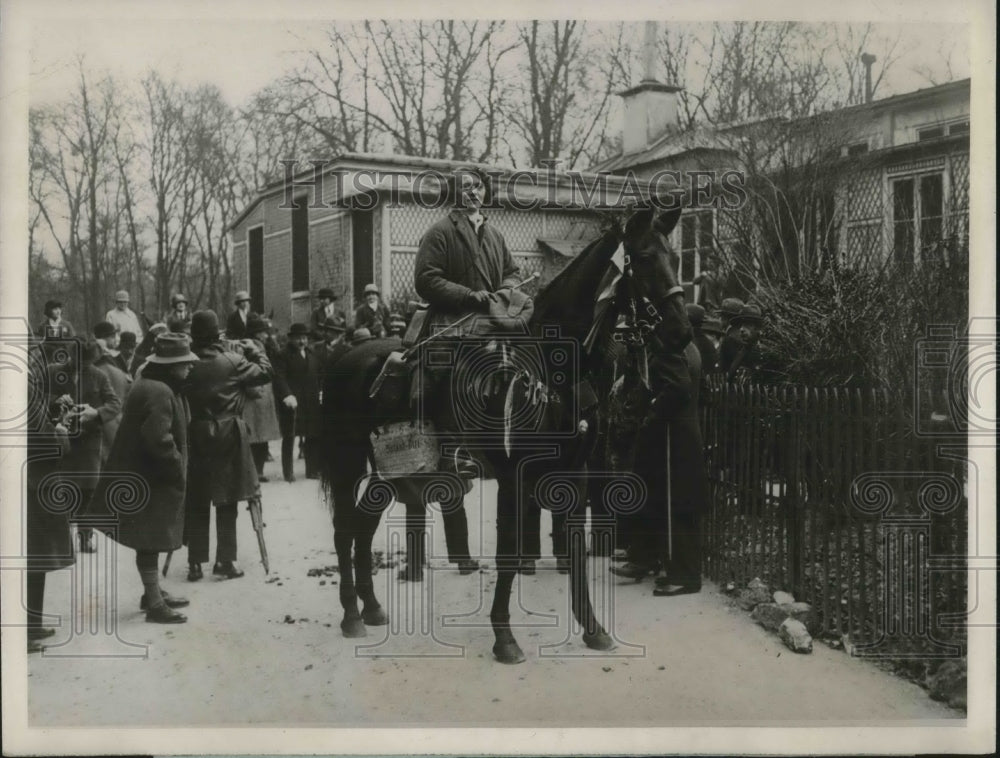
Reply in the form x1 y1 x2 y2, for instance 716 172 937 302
319 205 691 663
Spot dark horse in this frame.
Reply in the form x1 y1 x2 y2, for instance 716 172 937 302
320 206 691 663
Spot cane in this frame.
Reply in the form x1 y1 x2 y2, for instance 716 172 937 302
666 421 672 564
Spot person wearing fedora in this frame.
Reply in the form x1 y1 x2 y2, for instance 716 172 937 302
243 313 282 482
89 333 200 623
105 290 143 340
225 291 254 340
274 323 323 482
718 298 748 374
353 283 391 338
184 310 272 580
311 287 347 340
723 303 766 381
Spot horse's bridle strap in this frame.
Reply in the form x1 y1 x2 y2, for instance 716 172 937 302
665 285 685 298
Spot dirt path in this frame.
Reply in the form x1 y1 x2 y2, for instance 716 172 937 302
27 459 958 727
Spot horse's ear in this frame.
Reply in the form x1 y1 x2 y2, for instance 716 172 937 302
654 206 683 239
622 207 655 244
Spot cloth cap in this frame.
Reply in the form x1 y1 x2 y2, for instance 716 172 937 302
171 293 188 306
234 290 251 304
363 283 380 297
732 303 764 327
115 290 130 302
719 298 745 318
147 333 199 364
351 327 373 344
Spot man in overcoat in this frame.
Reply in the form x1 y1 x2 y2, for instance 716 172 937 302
90 333 200 623
310 287 347 340
225 291 253 340
184 310 272 580
353 283 392 338
49 338 122 554
274 323 323 482
242 313 282 481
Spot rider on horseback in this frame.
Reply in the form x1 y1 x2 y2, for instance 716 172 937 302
414 167 524 475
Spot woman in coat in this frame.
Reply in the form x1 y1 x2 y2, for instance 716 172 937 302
242 314 282 481
25 354 75 652
90 333 200 623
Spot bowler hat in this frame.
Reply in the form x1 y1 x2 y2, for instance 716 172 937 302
719 298 744 319
234 290 251 304
363 283 380 297
93 321 117 339
115 290 130 302
119 332 138 349
43 299 62 316
685 303 706 327
288 323 311 338
246 313 269 335
351 327 373 344
190 310 220 343
147 332 199 364
732 303 764 327
318 287 337 300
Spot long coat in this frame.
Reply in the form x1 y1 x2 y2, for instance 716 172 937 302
89 373 190 552
273 343 323 439
186 342 272 504
242 340 282 443
26 373 75 571
414 210 519 329
93 353 132 462
52 363 122 491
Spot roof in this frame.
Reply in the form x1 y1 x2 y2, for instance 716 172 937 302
229 153 686 233
591 77 971 174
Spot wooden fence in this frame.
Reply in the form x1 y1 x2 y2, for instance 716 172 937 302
699 374 967 654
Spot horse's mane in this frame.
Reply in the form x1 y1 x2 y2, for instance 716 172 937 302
530 229 620 343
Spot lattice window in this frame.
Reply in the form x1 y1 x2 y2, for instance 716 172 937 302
486 208 543 253
390 250 418 304
950 153 969 210
543 211 600 241
848 167 883 222
847 223 881 260
391 204 445 247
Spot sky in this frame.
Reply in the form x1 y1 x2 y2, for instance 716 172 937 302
23 9 974 111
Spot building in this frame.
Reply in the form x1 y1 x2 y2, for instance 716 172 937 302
228 155 674 330
591 71 971 302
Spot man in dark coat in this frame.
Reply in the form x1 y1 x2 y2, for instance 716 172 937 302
686 303 719 373
243 313 282 481
49 338 122 554
224 290 253 340
717 297 745 373
90 333 200 623
274 323 323 482
414 168 520 328
25 356 74 651
184 310 272 580
353 283 392 338
311 287 347 340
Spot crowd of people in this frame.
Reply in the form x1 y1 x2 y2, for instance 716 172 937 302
24 283 411 648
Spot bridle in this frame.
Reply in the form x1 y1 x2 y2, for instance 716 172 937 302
613 230 684 350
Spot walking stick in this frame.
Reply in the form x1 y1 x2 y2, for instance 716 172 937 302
666 421 672 565
162 550 173 577
247 496 270 574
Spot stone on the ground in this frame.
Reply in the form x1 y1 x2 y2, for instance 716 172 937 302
736 579 773 610
751 603 788 632
778 619 813 653
772 590 795 605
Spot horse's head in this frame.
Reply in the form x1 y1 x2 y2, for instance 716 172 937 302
620 206 692 352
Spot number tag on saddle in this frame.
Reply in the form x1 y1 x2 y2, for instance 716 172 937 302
370 420 439 477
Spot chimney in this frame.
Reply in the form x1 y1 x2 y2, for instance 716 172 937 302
619 21 683 155
861 53 877 103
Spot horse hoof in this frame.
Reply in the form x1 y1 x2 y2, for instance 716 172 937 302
492 641 526 665
362 606 389 626
341 616 367 638
582 629 616 651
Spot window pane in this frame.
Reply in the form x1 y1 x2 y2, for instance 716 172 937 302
917 125 945 141
948 121 969 135
699 211 715 250
681 214 696 250
291 197 310 292
892 179 915 264
681 249 696 283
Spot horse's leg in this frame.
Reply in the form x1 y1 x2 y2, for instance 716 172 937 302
490 468 525 664
354 510 388 626
566 492 614 651
334 527 365 638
